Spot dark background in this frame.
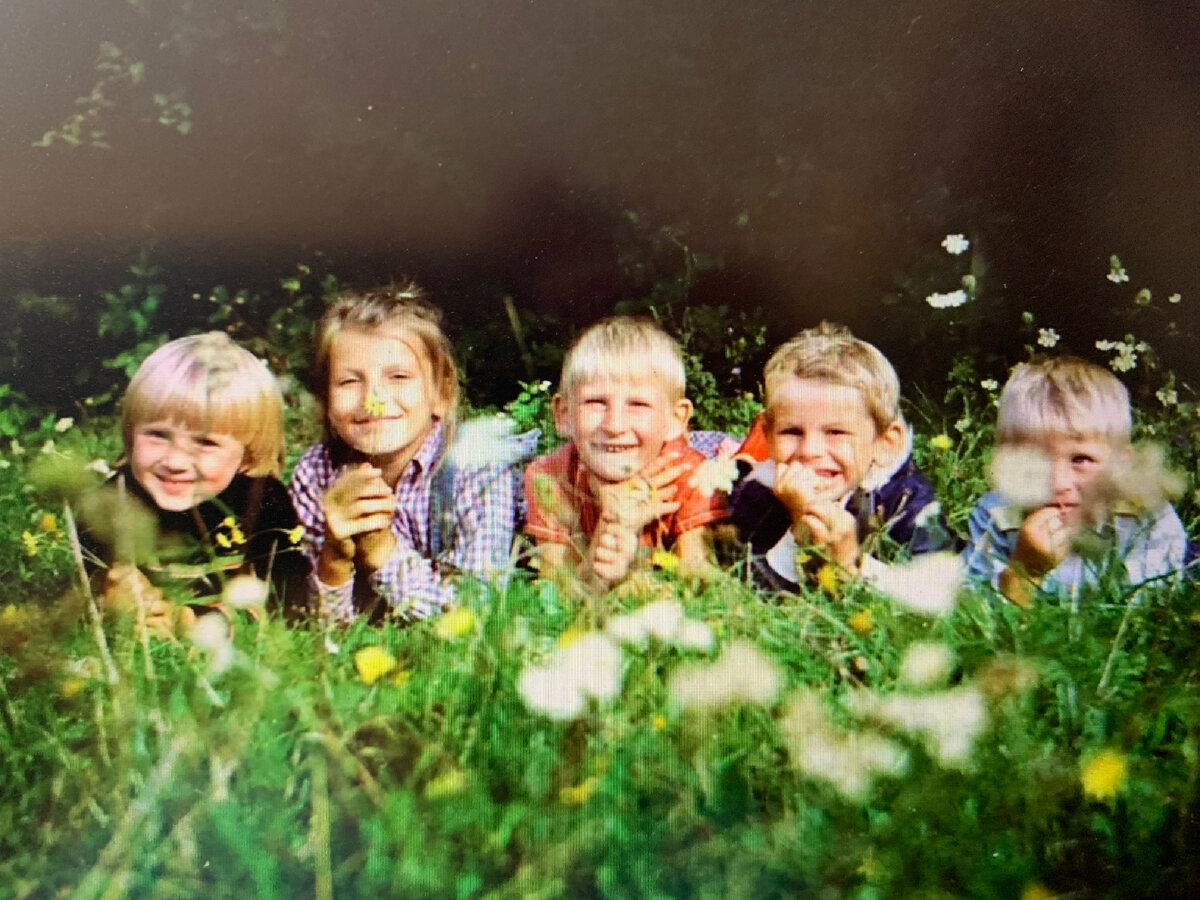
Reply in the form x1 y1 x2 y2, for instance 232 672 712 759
3 0 1199 403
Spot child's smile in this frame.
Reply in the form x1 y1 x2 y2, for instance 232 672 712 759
130 420 246 512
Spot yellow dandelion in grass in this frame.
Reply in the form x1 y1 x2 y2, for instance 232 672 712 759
38 513 59 534
435 608 476 640
1021 883 1055 900
354 646 398 685
424 769 466 799
556 627 587 648
287 525 304 545
651 549 679 572
222 516 237 528
1081 749 1128 801
363 393 387 417
21 530 39 556
559 776 599 806
929 434 954 452
652 714 666 732
215 532 233 549
815 563 840 594
390 669 411 688
847 608 873 635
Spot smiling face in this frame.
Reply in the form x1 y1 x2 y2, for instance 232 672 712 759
766 376 902 502
1022 431 1115 529
554 374 692 484
326 323 448 474
130 420 246 512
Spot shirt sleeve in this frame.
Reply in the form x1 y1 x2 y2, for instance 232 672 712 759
523 454 576 544
962 495 1013 590
1122 503 1187 586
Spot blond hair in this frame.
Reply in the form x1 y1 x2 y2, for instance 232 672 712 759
313 282 460 443
121 332 285 477
996 355 1131 444
559 316 686 401
763 322 900 431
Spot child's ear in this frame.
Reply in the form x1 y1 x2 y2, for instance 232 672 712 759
551 393 572 438
872 419 907 467
666 398 693 440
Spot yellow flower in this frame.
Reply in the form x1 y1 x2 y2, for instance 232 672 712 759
287 525 304 545
61 677 87 697
1081 749 1128 800
363 393 387 416
1021 884 1055 900
222 516 237 528
435 608 476 640
215 532 232 549
651 549 679 571
651 714 666 732
354 646 398 685
229 524 246 546
930 434 954 451
38 513 58 534
424 769 466 799
559 776 599 805
21 531 38 556
390 669 411 687
847 608 873 635
816 563 840 594
557 627 587 648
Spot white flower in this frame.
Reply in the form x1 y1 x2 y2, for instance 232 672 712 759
446 415 526 468
941 234 970 255
1168 293 1182 304
868 553 964 618
9 440 23 456
1156 386 1178 407
190 613 235 675
673 619 715 652
538 380 552 391
86 459 113 477
898 642 955 688
222 574 269 610
1106 269 1129 284
517 632 624 720
668 639 780 709
989 444 1053 508
0 460 9 470
691 456 739 498
925 290 969 309
517 665 586 720
605 600 714 652
1036 327 1060 348
40 440 56 455
980 379 999 391
849 686 987 768
54 417 74 433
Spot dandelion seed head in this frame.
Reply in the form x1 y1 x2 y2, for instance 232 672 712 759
869 552 964 617
898 642 955 688
989 444 1054 508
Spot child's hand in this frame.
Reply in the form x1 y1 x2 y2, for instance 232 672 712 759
322 464 395 561
792 500 860 570
589 512 640 585
101 564 179 639
595 453 686 532
773 461 823 520
1012 505 1072 578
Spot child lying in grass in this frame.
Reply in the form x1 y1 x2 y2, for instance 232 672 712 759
730 322 951 591
523 316 728 590
79 332 308 636
964 355 1187 606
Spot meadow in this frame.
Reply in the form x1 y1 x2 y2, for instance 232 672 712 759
2 237 1199 899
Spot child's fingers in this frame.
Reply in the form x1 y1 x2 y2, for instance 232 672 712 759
645 462 689 490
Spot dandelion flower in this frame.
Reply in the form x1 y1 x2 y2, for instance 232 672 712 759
191 613 235 674
692 456 739 497
868 553 964 617
517 632 623 720
517 664 586 720
652 714 667 731
354 646 398 685
222 574 269 610
929 434 953 451
669 639 780 709
1088 442 1184 522
989 444 1054 508
559 776 599 805
38 513 58 533
362 393 387 417
435 608 476 640
287 525 304 544
673 618 715 652
898 642 955 688
21 530 38 556
424 769 466 799
925 290 969 310
941 234 970 255
651 549 680 571
1037 327 1060 348
1080 748 1127 800
850 686 987 768
847 608 873 635
54 417 74 433
815 563 840 593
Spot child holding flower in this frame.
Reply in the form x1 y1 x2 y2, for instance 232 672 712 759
289 284 534 622
80 332 308 635
963 356 1187 606
730 322 950 592
523 316 729 590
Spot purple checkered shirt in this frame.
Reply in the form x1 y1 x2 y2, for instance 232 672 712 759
288 423 521 622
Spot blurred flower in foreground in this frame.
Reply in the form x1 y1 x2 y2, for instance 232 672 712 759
517 632 623 721
287 525 304 544
941 234 969 255
605 599 714 651
435 608 476 640
21 530 39 556
692 456 739 498
1021 883 1055 900
780 691 908 800
191 613 234 675
355 646 398 685
424 769 466 800
976 654 1038 699
668 639 780 709
1081 749 1128 800
446 415 529 468
87 459 113 477
651 549 679 572
868 553 964 618
929 434 953 452
1087 442 1183 523
848 685 987 768
898 642 955 689
847 608 873 635
926 290 968 310
989 445 1053 509
222 574 268 610
54 417 74 433
1037 328 1060 348
559 777 599 805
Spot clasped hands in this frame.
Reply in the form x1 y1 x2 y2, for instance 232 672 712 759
772 461 860 572
587 454 687 585
320 463 397 584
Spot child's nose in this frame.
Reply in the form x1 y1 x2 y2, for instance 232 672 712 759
162 442 192 470
1050 461 1076 496
602 405 628 432
796 433 825 460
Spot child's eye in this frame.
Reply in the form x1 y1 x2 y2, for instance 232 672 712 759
141 428 170 441
1072 454 1098 467
195 437 223 449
